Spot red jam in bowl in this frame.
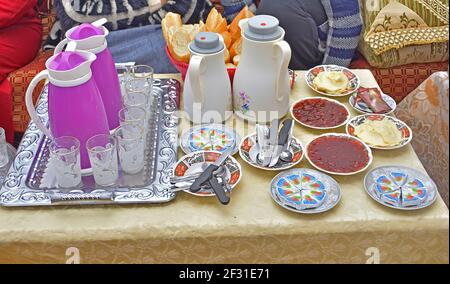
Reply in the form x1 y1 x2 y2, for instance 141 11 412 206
307 135 370 174
292 98 349 128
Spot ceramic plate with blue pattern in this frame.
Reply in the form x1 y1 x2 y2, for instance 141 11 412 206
364 166 438 210
270 168 341 214
181 124 241 155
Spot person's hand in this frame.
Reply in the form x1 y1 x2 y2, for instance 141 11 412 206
160 0 168 6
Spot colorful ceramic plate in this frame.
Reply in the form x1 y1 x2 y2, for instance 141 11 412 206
364 166 437 210
306 134 373 176
239 133 304 171
270 168 341 214
290 97 351 129
349 92 396 115
346 114 413 150
181 124 241 155
305 65 360 97
173 151 242 197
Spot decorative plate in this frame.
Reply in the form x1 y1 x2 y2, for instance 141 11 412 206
305 133 373 176
349 92 396 115
181 124 241 155
173 151 242 197
239 133 304 171
305 65 360 97
364 166 438 210
290 97 351 130
346 114 413 150
270 168 341 214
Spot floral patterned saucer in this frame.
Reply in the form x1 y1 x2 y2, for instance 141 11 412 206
364 166 437 210
239 133 304 171
181 124 241 155
349 92 397 115
173 151 242 197
305 65 360 97
270 168 341 214
346 114 413 150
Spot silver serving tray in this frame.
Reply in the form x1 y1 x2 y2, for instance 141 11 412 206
0 144 16 186
0 78 180 207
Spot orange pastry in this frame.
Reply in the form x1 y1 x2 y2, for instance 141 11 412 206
221 31 232 49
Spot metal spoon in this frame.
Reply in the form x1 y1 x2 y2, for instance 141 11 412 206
279 119 295 163
279 147 294 163
256 125 271 166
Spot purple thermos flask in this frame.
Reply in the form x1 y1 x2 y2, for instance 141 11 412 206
25 45 110 170
54 18 122 131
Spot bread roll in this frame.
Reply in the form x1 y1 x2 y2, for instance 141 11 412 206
229 6 248 36
206 8 221 32
162 12 182 43
171 28 191 63
230 38 242 58
233 55 240 66
215 18 228 34
229 6 254 41
224 47 231 63
221 31 232 49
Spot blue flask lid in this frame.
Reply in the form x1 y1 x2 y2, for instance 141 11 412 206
244 15 283 42
190 32 224 54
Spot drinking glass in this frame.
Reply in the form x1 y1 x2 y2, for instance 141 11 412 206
115 124 145 174
129 65 154 94
130 65 154 80
118 106 147 130
86 134 119 187
0 128 8 168
123 90 150 111
116 65 130 96
49 136 82 188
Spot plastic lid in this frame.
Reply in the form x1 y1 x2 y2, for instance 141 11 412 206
190 32 224 54
48 51 86 71
69 23 104 40
244 15 283 41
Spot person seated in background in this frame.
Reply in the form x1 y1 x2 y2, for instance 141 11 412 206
53 0 257 73
257 0 363 70
0 0 43 144
53 0 208 73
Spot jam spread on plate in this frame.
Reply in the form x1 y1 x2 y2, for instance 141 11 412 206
292 98 349 128
308 135 370 174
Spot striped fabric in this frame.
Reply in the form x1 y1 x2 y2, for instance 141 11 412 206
320 0 363 67
55 0 214 33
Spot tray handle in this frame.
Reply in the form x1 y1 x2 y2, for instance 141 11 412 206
48 191 114 203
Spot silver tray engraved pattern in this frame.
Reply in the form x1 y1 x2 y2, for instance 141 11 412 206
0 78 180 207
0 144 16 186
